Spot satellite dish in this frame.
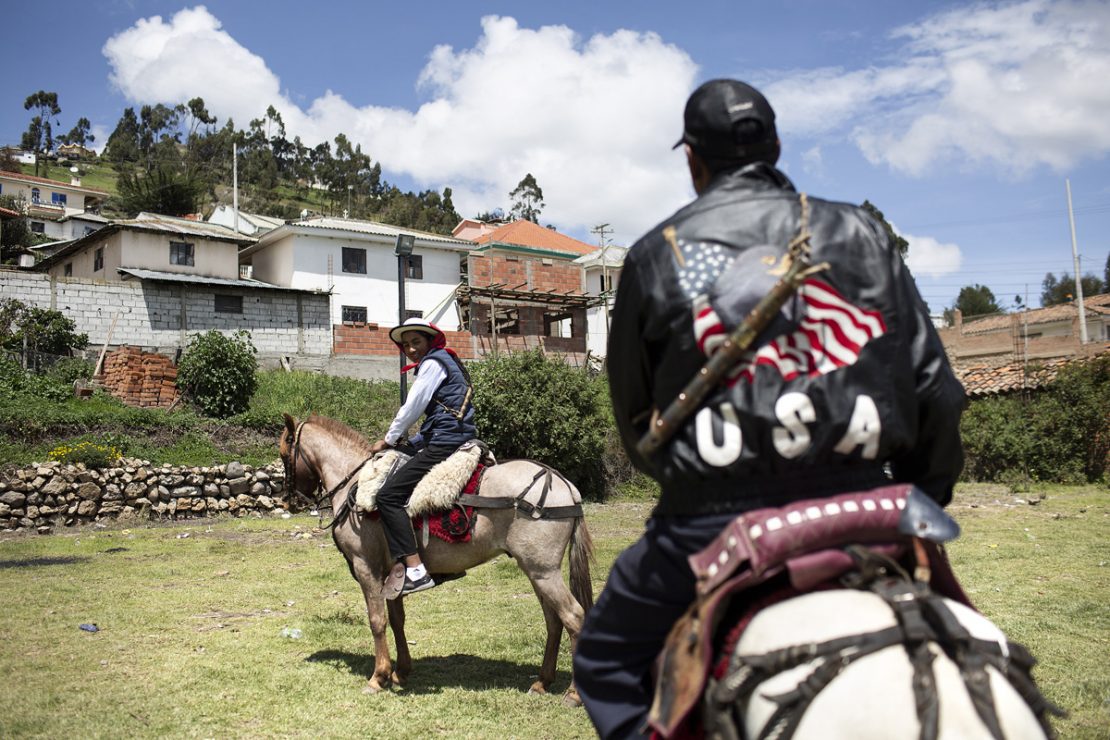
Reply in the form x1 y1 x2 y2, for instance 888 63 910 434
70 166 79 173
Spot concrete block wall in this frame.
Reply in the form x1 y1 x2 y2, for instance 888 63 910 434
0 270 331 359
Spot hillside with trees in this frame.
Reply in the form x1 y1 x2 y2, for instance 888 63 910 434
5 90 462 234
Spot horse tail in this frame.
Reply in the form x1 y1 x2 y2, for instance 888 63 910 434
569 516 595 614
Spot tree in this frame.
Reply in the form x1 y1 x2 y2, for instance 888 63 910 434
57 117 95 150
860 200 909 258
116 166 202 217
1041 271 1105 307
473 208 505 223
105 107 142 170
944 284 1001 324
0 298 88 368
0 196 32 263
21 91 61 176
509 173 545 223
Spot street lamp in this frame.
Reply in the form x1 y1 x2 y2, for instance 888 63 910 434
395 234 415 402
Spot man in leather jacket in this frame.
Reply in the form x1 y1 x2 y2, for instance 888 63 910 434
573 79 966 738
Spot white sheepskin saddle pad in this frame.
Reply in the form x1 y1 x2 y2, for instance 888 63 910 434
354 441 488 516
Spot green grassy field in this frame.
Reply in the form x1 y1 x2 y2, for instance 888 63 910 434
0 485 1105 738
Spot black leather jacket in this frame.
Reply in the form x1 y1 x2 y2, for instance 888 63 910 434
609 163 966 516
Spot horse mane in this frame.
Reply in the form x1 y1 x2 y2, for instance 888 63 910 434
306 414 374 455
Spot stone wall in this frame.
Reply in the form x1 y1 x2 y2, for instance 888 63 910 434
0 459 292 534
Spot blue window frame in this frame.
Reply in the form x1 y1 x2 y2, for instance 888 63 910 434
51 192 67 206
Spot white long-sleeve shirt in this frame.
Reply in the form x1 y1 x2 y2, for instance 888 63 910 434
384 360 447 446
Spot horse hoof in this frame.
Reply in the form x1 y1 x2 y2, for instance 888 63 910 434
562 690 582 708
391 671 407 686
527 681 548 696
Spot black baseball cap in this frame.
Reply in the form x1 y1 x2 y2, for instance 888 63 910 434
673 79 778 162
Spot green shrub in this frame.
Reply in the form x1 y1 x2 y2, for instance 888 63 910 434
0 299 88 367
176 330 258 418
961 355 1109 484
45 357 94 385
470 350 609 498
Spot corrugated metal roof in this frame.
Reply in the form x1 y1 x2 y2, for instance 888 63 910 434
291 216 471 247
574 246 627 267
117 267 328 293
125 212 256 244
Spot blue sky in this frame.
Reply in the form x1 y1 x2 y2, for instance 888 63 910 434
3 0 1108 313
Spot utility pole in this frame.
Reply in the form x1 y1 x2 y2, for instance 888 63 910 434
591 223 612 332
232 142 239 234
1065 179 1088 344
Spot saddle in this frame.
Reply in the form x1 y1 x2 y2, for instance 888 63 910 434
649 485 1062 739
648 485 970 737
354 440 494 516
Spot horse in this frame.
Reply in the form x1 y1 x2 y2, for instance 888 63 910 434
650 485 1062 739
278 413 594 704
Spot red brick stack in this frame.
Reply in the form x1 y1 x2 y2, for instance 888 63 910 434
99 346 180 408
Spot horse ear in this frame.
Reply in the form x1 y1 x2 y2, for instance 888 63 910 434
282 413 296 435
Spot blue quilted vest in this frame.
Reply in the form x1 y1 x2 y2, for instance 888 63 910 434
416 347 477 448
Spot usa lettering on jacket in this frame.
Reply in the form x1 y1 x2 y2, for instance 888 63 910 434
695 393 881 467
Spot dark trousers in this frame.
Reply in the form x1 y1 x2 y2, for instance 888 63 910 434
573 512 737 740
376 444 456 561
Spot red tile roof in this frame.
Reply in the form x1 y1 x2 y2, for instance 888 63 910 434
956 345 1109 397
0 169 110 196
962 294 1110 334
472 219 597 256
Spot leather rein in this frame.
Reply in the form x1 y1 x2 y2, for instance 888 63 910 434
284 420 372 528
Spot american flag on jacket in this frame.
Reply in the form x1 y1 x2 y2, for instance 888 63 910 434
692 278 886 386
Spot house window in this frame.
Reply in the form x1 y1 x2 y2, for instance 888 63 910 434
404 309 424 320
30 221 45 234
544 311 573 338
214 295 243 313
170 241 194 266
31 188 40 203
51 192 67 206
404 255 423 280
93 247 103 272
342 305 367 324
64 263 72 277
342 247 366 274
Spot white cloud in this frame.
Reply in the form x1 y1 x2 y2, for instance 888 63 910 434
764 0 1110 176
102 9 698 243
902 231 964 278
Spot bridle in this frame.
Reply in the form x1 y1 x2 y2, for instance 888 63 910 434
282 419 375 526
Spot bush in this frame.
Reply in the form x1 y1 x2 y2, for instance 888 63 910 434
0 299 88 368
177 330 258 418
961 355 1109 484
470 350 609 498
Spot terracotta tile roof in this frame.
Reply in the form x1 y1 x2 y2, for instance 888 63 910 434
0 169 110 196
472 219 597 256
0 206 21 219
956 346 1109 397
963 294 1110 334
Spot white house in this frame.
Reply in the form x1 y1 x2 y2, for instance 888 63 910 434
574 246 625 357
0 170 109 242
240 216 475 329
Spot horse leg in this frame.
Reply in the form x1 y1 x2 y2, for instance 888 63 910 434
525 570 586 706
355 575 394 694
387 598 411 686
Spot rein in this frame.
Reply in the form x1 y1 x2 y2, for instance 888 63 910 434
284 420 373 529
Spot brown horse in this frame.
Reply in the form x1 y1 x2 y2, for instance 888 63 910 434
279 413 594 703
